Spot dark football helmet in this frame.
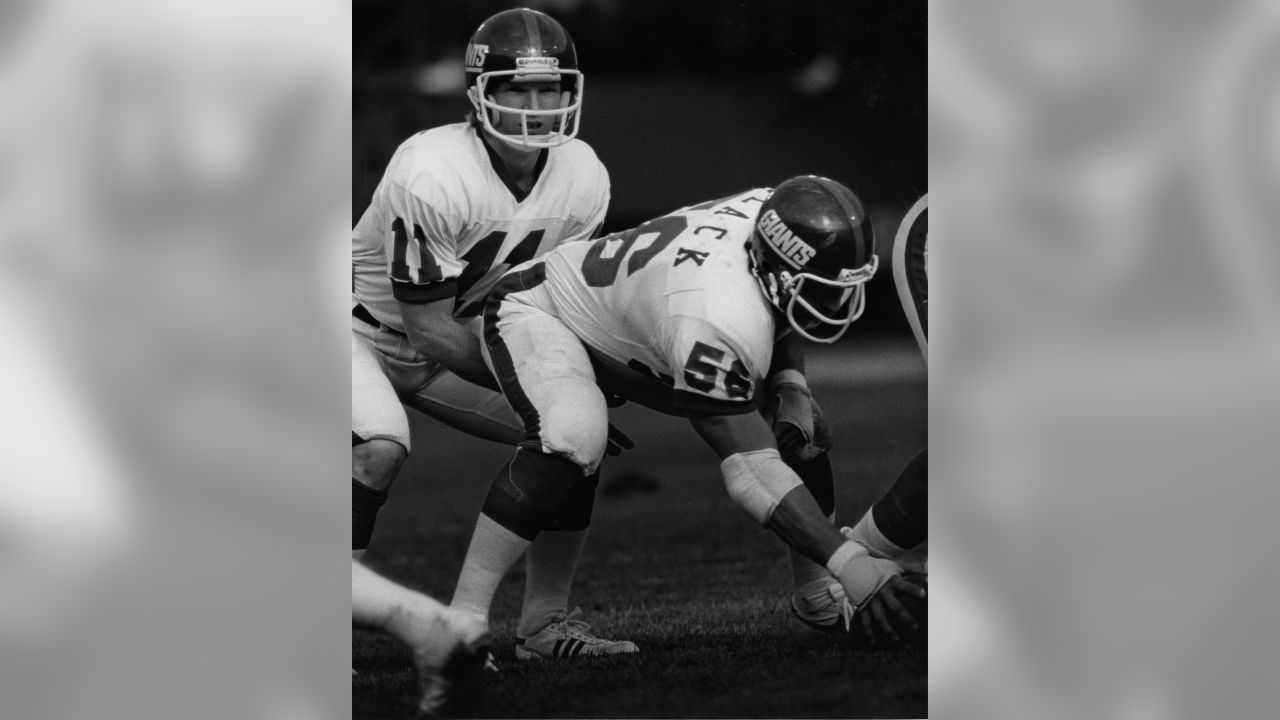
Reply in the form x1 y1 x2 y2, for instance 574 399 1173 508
464 8 582 148
748 176 879 343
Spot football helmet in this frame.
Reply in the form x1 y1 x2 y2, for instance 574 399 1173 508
748 176 878 343
464 8 583 148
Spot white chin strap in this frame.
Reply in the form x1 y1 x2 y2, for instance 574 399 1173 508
782 256 879 344
471 70 583 149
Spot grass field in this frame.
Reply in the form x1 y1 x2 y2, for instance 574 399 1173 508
354 338 927 719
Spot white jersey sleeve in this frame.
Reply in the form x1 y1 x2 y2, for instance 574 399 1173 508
385 170 467 304
663 315 766 415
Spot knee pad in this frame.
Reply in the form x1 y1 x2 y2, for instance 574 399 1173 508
542 469 599 532
482 449 581 541
535 381 609 474
720 448 804 525
352 479 388 550
352 438 407 489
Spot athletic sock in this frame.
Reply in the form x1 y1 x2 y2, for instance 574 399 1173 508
847 510 907 561
518 529 588 637
451 514 532 621
849 448 928 560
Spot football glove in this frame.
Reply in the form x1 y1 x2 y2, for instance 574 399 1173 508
605 422 634 457
770 381 815 454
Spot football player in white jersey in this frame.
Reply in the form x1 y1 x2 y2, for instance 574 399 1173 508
351 8 635 661
844 193 929 639
455 176 927 651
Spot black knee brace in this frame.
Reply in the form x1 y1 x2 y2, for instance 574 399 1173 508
872 448 927 549
542 469 600 532
481 449 580 541
352 479 388 550
789 452 835 517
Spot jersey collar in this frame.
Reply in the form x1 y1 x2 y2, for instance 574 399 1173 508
477 127 549 203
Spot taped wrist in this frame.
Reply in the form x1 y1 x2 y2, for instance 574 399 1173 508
720 448 804 525
826 540 901 608
352 479 388 550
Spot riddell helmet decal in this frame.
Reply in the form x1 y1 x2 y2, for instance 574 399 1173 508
515 56 560 77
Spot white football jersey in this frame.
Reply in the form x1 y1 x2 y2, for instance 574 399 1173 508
352 122 609 329
536 189 778 415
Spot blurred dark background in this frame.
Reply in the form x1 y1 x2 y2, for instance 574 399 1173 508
354 0 926 338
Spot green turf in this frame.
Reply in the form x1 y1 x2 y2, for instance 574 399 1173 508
354 342 926 718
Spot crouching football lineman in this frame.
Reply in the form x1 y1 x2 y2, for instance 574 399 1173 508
452 176 926 649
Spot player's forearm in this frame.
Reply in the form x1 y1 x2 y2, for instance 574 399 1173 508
688 411 776 459
767 331 807 387
406 325 500 392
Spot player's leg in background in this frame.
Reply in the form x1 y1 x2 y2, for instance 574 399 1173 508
408 372 604 644
352 560 490 715
352 328 411 559
874 192 929 571
847 449 928 573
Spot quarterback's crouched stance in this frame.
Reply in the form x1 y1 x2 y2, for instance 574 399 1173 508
352 7 634 663
454 176 926 651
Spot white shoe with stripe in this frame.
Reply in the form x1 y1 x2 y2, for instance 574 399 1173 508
514 607 638 660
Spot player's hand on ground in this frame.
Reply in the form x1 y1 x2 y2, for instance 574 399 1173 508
606 422 634 456
770 382 815 454
857 575 927 646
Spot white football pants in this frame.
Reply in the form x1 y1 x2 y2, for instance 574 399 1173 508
351 316 521 452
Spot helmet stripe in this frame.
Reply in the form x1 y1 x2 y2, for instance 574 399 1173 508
521 10 543 55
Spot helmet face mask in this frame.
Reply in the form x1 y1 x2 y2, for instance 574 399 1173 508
469 71 583 148
464 9 583 149
780 259 878 342
748 176 879 344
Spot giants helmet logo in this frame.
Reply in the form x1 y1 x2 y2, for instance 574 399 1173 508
756 209 816 268
465 43 489 71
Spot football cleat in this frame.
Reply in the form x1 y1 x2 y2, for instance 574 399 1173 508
413 608 492 717
514 607 638 660
791 579 855 634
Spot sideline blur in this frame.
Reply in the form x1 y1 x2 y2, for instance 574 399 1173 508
0 0 350 718
932 1 1280 718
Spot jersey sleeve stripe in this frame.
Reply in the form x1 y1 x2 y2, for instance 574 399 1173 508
392 278 458 304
